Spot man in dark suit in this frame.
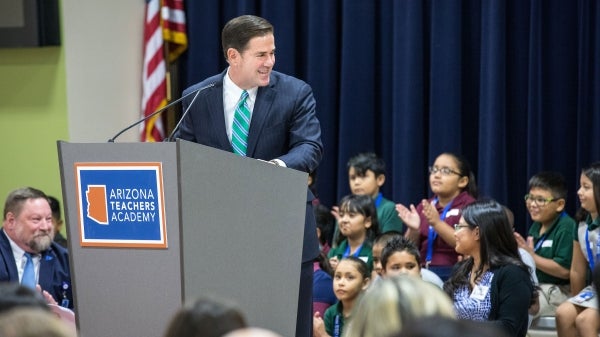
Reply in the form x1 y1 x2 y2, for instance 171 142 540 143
0 187 73 309
175 15 323 337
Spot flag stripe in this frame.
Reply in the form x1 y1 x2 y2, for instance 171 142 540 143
162 7 185 24
140 0 187 142
162 0 188 62
141 0 165 142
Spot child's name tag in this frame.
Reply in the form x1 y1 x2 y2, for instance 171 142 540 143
359 256 369 264
470 285 490 301
573 290 595 304
446 209 460 217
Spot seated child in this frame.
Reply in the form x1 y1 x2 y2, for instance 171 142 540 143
513 171 575 318
381 236 443 288
556 163 600 337
315 203 336 254
372 231 403 280
332 153 403 246
313 252 336 316
328 194 380 271
313 257 371 337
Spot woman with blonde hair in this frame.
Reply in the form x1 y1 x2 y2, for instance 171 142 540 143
343 275 455 337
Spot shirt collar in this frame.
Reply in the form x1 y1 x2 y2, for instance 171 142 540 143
587 214 600 231
224 68 258 102
4 229 29 260
535 213 563 236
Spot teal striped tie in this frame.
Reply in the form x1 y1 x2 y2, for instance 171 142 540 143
232 90 251 156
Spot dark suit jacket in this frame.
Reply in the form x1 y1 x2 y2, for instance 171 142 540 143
176 70 323 262
0 230 74 309
176 70 323 172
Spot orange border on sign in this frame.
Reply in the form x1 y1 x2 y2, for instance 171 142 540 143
74 162 168 249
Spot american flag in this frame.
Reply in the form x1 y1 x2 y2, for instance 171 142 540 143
140 0 187 142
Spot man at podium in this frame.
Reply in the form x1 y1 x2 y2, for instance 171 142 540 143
174 15 323 337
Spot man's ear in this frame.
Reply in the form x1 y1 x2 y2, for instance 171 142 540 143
4 212 15 230
226 48 239 65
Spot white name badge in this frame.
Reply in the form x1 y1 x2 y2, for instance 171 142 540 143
359 256 369 264
470 284 490 301
542 240 553 248
446 208 460 217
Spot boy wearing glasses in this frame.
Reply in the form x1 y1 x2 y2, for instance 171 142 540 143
514 171 576 318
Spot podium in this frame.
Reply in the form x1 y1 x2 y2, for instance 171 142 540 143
57 140 308 337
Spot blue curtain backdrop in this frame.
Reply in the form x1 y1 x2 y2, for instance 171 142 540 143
180 0 600 235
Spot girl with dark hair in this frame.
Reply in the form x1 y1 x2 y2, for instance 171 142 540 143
397 152 478 281
313 257 370 337
327 194 380 271
556 162 600 337
444 199 536 337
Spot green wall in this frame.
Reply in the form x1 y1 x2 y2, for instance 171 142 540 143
0 46 69 224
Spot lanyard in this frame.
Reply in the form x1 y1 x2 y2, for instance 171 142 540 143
585 228 596 271
333 314 341 337
533 212 565 252
425 197 454 267
374 193 383 208
533 233 548 252
343 242 363 258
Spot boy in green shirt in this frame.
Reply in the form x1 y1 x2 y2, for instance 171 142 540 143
514 171 576 317
333 153 403 242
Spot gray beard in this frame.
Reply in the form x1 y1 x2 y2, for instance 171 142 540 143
28 235 52 253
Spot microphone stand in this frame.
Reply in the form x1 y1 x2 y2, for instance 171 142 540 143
107 83 215 142
164 84 205 142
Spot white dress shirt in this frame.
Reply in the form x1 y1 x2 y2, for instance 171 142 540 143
223 68 257 143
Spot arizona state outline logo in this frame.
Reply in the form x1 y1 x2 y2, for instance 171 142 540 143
74 162 167 248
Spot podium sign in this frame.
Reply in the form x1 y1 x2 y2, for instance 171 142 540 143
58 140 307 337
74 162 167 248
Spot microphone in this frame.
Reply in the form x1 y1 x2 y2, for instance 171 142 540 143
107 82 216 142
164 82 212 142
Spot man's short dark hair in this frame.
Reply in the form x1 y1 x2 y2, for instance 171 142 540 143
221 15 274 60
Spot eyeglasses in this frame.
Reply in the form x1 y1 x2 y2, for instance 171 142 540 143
429 166 461 176
524 194 558 206
454 223 470 232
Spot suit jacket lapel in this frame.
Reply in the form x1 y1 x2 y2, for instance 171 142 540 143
38 250 55 289
207 76 232 152
0 231 19 282
247 79 276 156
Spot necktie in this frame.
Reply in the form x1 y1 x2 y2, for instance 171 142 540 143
21 252 36 289
232 90 251 156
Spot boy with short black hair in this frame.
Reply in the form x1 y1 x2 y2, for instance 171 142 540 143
344 152 403 234
372 231 402 278
514 171 576 318
332 153 403 248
